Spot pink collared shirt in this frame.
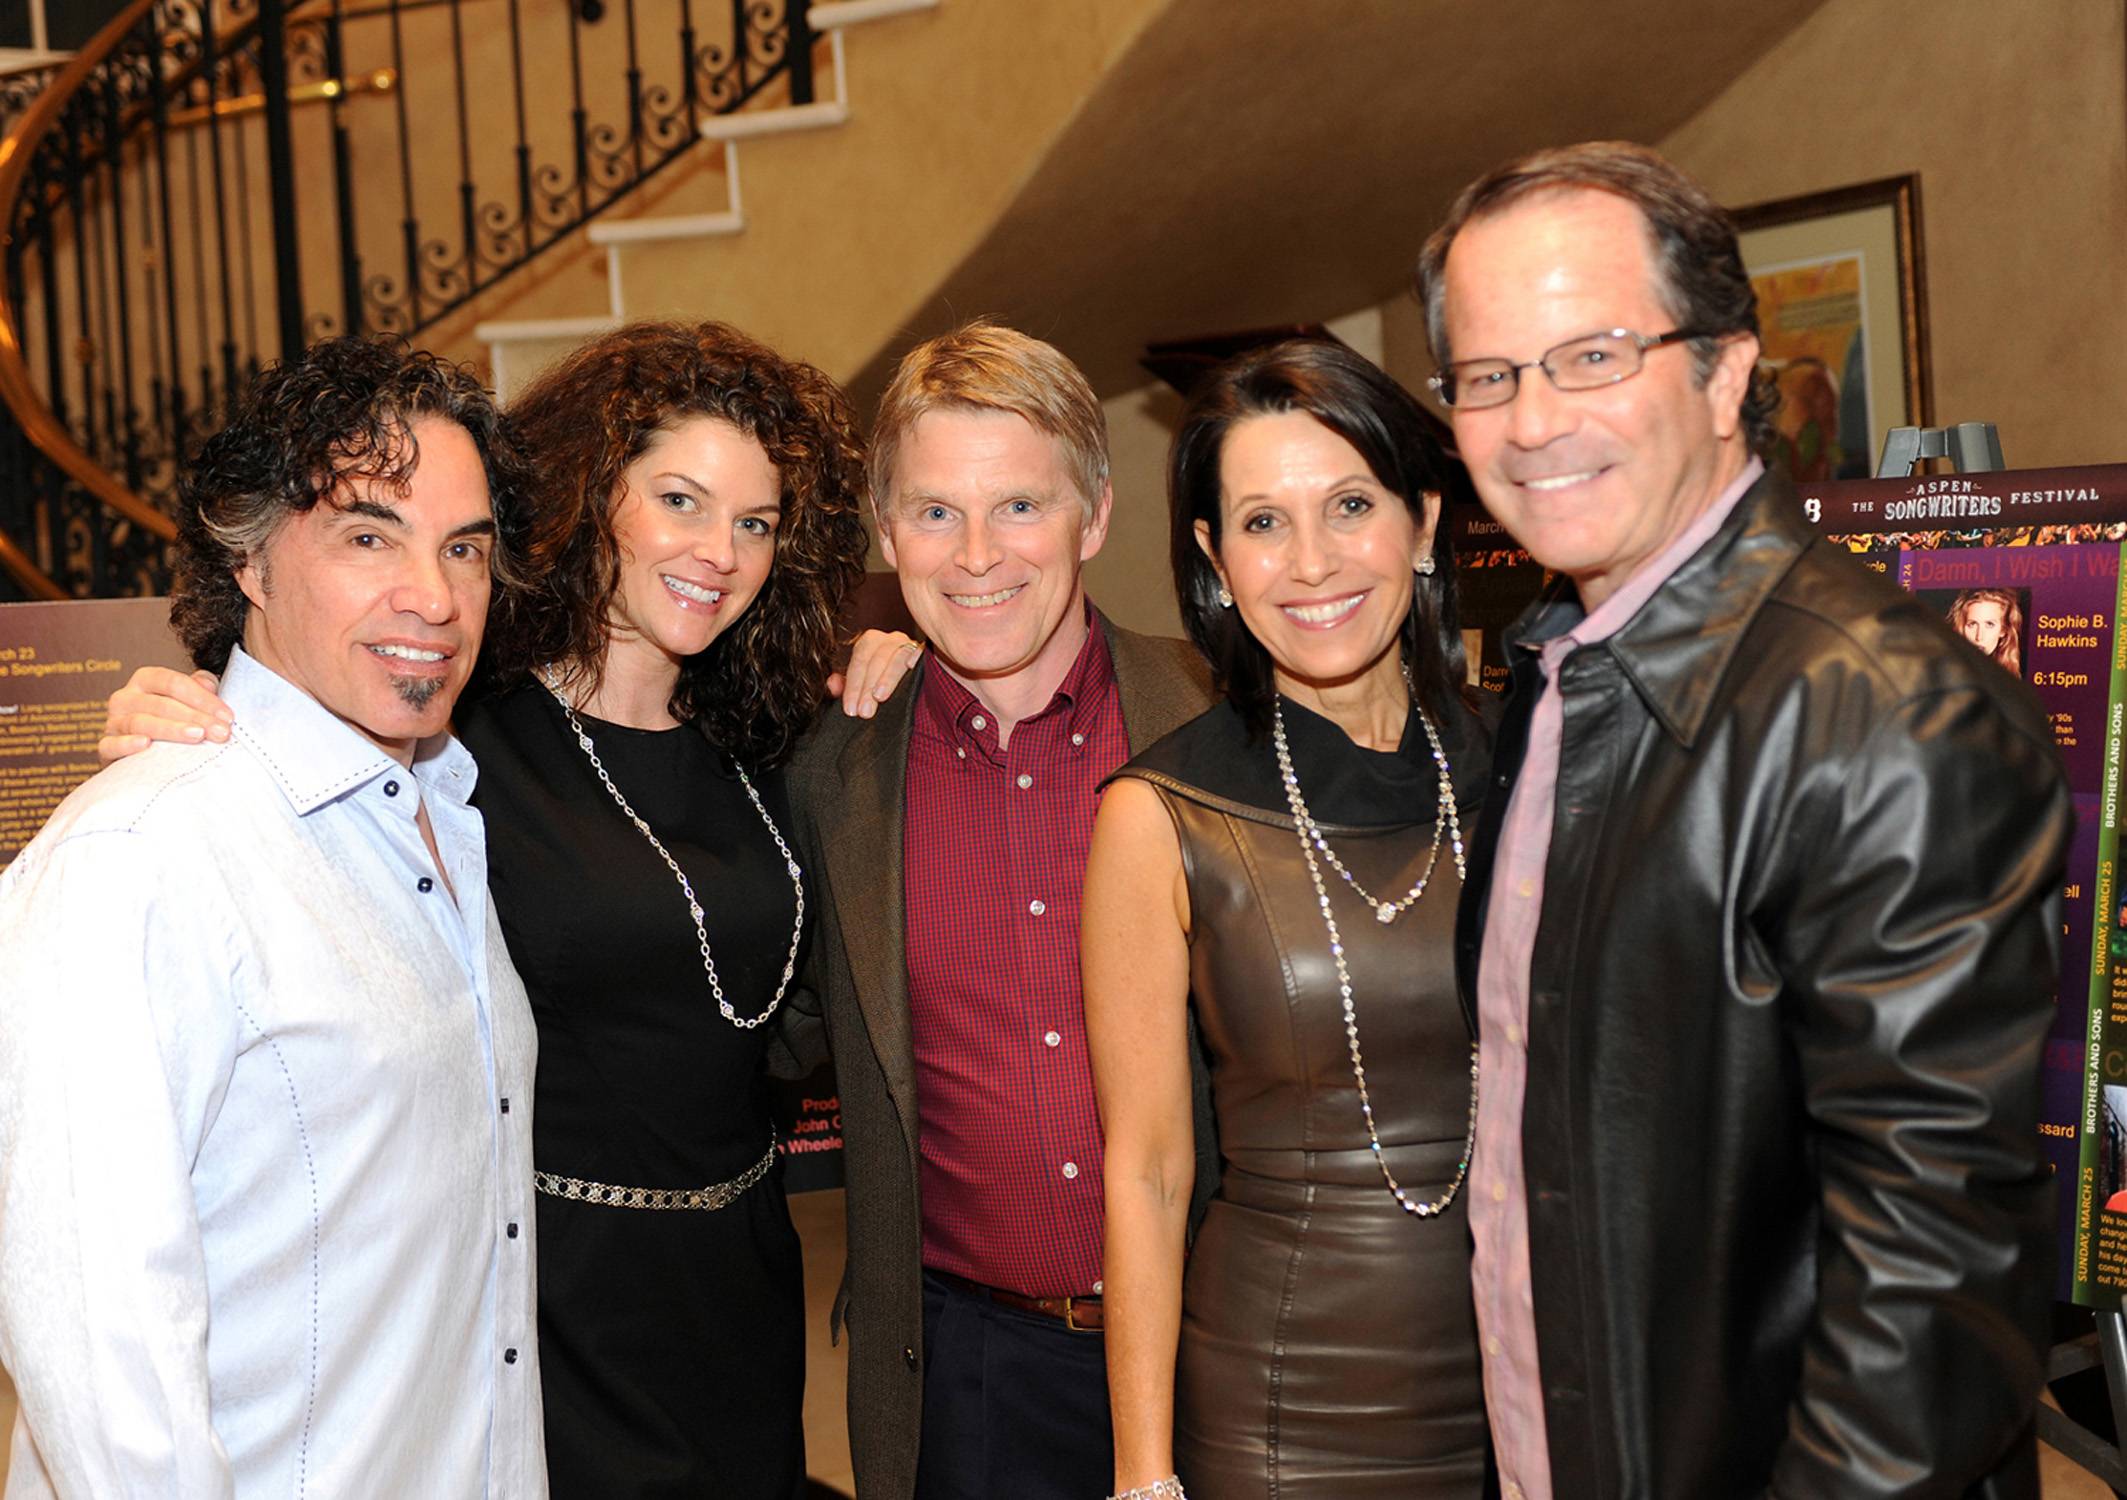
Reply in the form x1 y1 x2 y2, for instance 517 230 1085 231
1470 458 1763 1500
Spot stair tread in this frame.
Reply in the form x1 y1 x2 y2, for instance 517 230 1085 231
699 100 850 142
587 212 745 245
473 314 623 342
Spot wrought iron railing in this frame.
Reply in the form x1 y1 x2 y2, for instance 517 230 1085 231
0 64 59 131
0 0 816 601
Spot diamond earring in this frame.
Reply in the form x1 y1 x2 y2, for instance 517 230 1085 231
1216 585 1234 608
1415 556 1436 577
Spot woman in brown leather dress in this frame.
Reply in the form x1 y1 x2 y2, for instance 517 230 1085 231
1086 340 1488 1499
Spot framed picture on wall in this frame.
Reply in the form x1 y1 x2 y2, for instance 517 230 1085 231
1733 175 1931 483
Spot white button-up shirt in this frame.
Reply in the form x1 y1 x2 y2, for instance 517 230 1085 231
0 647 544 1499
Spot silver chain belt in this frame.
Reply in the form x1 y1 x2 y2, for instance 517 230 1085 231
534 1133 776 1211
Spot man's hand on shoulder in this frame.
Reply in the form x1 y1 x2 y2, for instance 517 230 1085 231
99 667 233 765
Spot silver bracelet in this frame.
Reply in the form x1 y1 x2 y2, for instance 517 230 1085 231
1109 1480 1186 1500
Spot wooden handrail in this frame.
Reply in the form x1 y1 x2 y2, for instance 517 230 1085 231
0 523 66 600
0 0 176 604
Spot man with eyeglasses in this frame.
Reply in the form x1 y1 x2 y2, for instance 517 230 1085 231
1416 141 2070 1500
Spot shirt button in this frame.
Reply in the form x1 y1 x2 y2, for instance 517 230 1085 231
504 1348 518 1365
1044 1030 1061 1047
903 1345 919 1370
1061 1161 1079 1180
971 714 987 730
1092 1279 1103 1294
1485 1335 1502 1357
955 747 966 760
499 1097 510 1114
1028 899 1046 916
1071 733 1085 747
1016 773 1033 789
1492 1181 1507 1202
507 1222 519 1239
418 876 435 894
1517 878 1535 898
383 780 400 798
1505 1022 1521 1046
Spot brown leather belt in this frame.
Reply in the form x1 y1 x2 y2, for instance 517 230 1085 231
932 1269 1104 1332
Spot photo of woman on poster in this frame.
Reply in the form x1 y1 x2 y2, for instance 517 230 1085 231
1946 588 2025 677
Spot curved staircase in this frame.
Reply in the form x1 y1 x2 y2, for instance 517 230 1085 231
0 0 938 602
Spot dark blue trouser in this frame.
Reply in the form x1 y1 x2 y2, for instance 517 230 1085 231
914 1269 1114 1500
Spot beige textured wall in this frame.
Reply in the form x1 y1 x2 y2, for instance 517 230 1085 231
1091 0 2127 647
1091 378 1188 638
951 0 2127 650
1658 0 2127 469
599 0 1178 380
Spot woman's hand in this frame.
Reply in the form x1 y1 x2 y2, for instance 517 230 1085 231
98 667 232 765
827 631 923 718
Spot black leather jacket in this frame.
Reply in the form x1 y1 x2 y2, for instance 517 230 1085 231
1455 470 2071 1499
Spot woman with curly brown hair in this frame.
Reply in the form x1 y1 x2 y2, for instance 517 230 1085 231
467 320 868 1497
102 322 875 1497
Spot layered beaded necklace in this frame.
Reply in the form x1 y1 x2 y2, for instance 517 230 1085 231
1271 675 1478 1218
542 668 805 1031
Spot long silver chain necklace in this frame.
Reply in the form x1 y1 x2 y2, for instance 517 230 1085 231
542 668 804 1031
1272 682 1477 1218
1280 676 1464 923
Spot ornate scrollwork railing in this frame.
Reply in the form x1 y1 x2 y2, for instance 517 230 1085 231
0 0 816 600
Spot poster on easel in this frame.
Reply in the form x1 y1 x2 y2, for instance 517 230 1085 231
1450 462 2127 1306
0 597 192 871
1800 461 2127 1307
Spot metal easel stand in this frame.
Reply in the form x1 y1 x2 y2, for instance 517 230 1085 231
2043 1316 2127 1491
1874 422 2005 477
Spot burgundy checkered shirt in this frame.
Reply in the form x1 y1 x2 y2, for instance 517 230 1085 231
903 616 1127 1299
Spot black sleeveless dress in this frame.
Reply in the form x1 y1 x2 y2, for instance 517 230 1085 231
1110 695 1489 1499
462 683 807 1500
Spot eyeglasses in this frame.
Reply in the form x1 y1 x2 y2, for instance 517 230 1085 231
1426 327 1710 410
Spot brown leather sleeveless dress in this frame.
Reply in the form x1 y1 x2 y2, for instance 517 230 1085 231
1111 696 1488 1499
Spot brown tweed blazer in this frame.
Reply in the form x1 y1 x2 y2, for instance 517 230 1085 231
782 612 1213 1500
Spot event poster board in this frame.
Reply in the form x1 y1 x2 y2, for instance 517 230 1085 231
0 593 858 1190
1451 462 2127 1307
0 597 192 870
1803 462 2127 1307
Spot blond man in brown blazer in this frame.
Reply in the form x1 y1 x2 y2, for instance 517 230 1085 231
786 323 1214 1500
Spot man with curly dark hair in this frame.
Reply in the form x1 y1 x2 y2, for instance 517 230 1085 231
0 337 548 1497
